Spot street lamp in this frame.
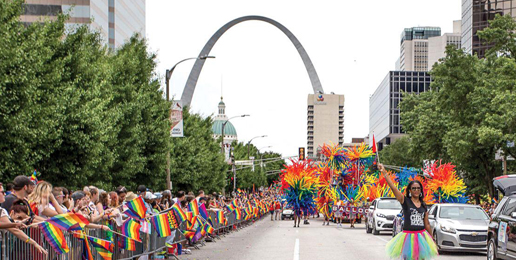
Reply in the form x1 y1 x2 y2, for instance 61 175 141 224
221 115 250 154
165 55 215 190
165 55 216 101
259 146 273 168
247 135 267 159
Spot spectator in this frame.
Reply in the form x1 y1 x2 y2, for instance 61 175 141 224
162 190 172 208
5 183 14 196
49 187 68 213
137 185 147 196
116 186 127 205
196 190 205 203
109 191 119 208
143 191 157 216
2 175 35 213
29 181 67 218
173 191 185 205
62 187 72 210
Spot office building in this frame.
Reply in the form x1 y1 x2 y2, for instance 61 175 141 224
397 27 441 72
369 71 432 150
20 0 145 49
428 21 462 70
307 94 345 158
462 0 516 58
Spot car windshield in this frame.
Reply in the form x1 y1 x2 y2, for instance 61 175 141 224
439 206 489 220
377 199 402 209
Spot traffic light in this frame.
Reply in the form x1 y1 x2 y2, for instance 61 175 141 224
299 147 305 160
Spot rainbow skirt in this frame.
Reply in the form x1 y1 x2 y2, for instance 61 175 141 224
385 230 438 260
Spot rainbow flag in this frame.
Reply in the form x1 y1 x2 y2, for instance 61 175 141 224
47 213 89 231
88 237 114 260
172 203 187 223
126 196 146 219
167 211 178 229
192 226 202 243
121 218 141 242
39 222 69 254
118 236 135 251
216 211 225 224
225 204 235 212
188 200 200 217
231 200 238 209
182 230 195 239
199 203 209 221
30 169 37 184
234 208 242 220
149 213 172 237
82 234 94 260
203 223 214 235
186 216 198 230
124 208 142 220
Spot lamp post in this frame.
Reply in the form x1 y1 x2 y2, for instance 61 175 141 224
259 146 273 168
165 55 215 190
221 115 250 154
247 135 267 159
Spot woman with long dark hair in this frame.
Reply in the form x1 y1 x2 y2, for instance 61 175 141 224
378 163 438 260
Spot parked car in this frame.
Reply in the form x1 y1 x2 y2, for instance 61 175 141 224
487 175 516 260
281 207 294 220
428 203 489 253
392 209 404 237
366 197 402 235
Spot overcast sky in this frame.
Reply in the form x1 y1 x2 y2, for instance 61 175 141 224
146 0 461 157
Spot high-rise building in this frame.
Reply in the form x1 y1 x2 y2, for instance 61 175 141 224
462 0 516 58
428 21 462 70
20 0 145 49
397 27 441 72
307 94 345 158
369 71 432 150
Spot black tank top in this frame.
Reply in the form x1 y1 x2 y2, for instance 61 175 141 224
402 196 426 231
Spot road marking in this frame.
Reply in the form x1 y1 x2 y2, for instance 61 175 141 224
374 235 390 243
293 238 299 260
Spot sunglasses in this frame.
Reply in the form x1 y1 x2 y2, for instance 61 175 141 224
410 187 421 191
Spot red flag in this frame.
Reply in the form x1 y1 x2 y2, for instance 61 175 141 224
372 134 377 153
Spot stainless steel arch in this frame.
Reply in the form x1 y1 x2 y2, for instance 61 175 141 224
180 15 325 107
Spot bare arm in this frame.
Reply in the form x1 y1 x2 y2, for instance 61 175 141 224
49 194 64 214
0 216 47 255
378 164 404 204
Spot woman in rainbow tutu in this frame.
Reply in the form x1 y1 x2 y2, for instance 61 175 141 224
378 164 438 260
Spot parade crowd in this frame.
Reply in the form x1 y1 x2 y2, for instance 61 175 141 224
0 174 284 258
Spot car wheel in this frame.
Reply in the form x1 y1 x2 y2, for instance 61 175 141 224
487 237 498 260
373 221 380 235
366 220 372 233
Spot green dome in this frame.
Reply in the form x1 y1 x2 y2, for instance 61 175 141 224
212 119 237 136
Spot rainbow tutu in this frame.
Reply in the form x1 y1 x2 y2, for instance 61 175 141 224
385 230 438 260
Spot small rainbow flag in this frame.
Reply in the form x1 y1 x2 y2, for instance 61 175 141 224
172 203 187 223
188 200 200 217
192 226 202 243
234 208 242 220
186 216 198 230
118 236 135 251
182 230 195 239
167 211 178 229
47 212 89 231
121 218 141 242
216 211 225 224
124 208 142 220
88 237 113 260
126 196 146 219
82 234 94 260
185 211 193 222
225 204 236 212
199 203 209 220
39 222 69 254
231 200 238 208
203 223 214 235
30 169 37 184
149 213 172 237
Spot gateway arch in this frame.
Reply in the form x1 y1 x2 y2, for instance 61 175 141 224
180 15 325 107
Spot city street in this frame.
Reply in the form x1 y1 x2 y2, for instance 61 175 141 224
178 216 485 260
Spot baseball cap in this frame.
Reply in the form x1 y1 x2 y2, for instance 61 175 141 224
153 192 162 199
13 176 34 190
143 192 157 200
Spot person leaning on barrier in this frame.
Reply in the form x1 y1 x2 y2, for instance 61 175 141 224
1 175 35 213
70 191 112 231
0 182 48 255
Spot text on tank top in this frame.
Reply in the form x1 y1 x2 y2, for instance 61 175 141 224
402 196 426 231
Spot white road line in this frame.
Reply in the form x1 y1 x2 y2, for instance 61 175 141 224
293 238 300 260
374 235 390 243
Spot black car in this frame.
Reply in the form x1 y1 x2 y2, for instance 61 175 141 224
487 175 516 260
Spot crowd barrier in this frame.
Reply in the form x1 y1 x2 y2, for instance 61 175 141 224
0 210 265 260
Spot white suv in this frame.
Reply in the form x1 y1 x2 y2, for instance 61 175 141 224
366 197 402 235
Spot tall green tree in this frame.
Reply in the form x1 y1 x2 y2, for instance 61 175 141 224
169 109 226 194
378 136 421 168
400 14 516 197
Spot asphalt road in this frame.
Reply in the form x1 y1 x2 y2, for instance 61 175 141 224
178 216 485 260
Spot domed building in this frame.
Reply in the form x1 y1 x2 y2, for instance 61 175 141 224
212 97 238 156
